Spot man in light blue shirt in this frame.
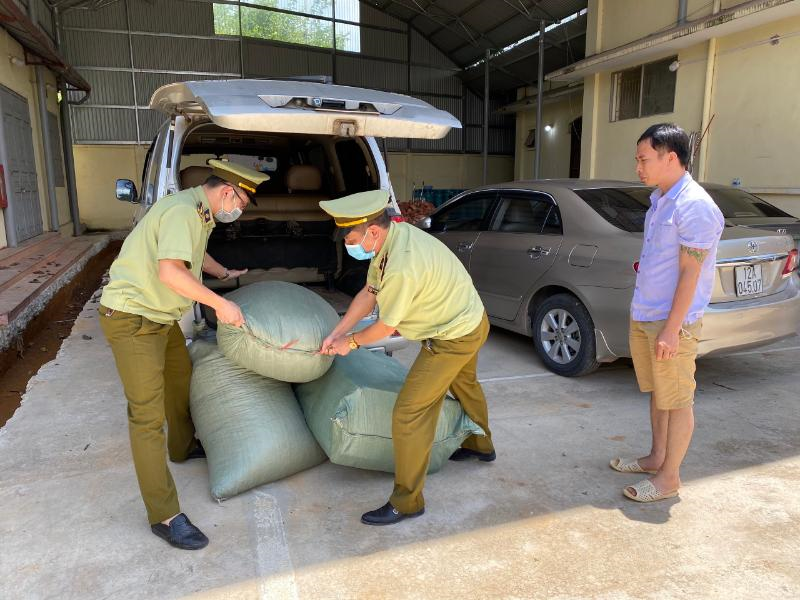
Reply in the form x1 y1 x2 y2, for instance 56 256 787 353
610 123 724 503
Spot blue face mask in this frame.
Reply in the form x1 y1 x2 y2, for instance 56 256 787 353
345 231 376 261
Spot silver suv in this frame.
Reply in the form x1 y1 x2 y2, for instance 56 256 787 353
115 78 460 353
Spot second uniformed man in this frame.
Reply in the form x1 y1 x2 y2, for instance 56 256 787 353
319 189 495 526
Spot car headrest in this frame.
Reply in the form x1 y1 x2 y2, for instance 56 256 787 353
180 166 213 189
286 165 322 192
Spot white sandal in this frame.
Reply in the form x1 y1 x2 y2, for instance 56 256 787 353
623 479 679 503
609 457 657 475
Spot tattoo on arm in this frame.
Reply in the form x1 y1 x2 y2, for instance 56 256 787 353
680 245 709 265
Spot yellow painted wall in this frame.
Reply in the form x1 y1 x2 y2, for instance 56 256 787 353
513 91 583 180
73 145 145 230
577 1 800 215
73 144 514 230
703 16 800 211
597 0 716 51
0 28 71 248
583 41 708 181
386 152 514 202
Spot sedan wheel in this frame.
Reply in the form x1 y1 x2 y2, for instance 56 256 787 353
539 308 581 364
532 293 600 377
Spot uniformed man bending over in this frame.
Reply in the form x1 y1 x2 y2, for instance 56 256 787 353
319 189 495 526
98 160 268 550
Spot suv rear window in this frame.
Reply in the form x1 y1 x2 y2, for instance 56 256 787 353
705 188 793 219
574 187 652 232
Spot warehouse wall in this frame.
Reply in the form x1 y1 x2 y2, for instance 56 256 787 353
0 27 70 248
387 152 514 203
58 0 515 230
73 145 143 230
72 143 514 230
513 91 584 181
576 0 800 216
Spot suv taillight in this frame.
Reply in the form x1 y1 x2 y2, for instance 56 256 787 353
782 249 798 277
633 261 640 273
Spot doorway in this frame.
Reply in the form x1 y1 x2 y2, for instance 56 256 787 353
569 117 582 179
0 85 44 245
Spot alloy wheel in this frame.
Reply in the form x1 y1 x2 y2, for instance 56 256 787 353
539 308 581 364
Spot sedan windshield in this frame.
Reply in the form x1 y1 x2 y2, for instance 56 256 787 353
705 188 794 219
576 186 796 234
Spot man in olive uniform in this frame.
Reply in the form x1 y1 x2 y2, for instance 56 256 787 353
319 189 495 526
99 160 268 549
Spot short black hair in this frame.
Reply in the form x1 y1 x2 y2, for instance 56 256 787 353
204 174 255 203
637 123 690 167
204 174 227 188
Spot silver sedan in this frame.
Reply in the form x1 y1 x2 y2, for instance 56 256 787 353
423 180 800 376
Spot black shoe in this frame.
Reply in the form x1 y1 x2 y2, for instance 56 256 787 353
449 447 496 462
151 513 209 550
360 502 424 526
186 441 206 460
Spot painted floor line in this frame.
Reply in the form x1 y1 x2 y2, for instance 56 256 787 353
479 372 555 383
728 344 800 357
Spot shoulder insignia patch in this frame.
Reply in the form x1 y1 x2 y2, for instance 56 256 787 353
196 201 211 224
378 253 389 282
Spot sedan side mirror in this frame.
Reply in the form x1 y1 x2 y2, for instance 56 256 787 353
116 179 139 203
418 216 431 230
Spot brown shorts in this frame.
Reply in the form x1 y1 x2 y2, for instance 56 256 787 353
629 318 702 410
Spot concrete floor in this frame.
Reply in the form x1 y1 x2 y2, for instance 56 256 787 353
1 293 799 600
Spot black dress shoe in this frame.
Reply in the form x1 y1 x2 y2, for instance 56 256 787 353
449 447 496 462
361 502 424 526
151 513 209 550
186 441 206 460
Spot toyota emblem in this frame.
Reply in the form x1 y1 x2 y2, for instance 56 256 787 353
747 240 759 254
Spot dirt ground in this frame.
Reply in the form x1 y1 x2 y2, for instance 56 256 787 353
0 241 120 427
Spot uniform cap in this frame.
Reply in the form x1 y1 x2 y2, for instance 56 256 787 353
319 189 390 228
208 159 269 201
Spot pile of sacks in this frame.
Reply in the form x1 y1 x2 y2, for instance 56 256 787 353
189 281 484 500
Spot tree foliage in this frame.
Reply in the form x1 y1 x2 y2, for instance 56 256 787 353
213 1 356 51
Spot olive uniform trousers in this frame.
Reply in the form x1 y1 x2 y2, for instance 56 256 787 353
390 312 494 514
99 306 196 525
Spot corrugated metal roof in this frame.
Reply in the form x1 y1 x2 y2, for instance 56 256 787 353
366 0 588 91
53 0 588 93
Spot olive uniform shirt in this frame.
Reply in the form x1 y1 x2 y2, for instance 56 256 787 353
366 221 484 341
100 187 215 324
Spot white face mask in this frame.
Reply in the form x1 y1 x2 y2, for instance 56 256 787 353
215 189 243 223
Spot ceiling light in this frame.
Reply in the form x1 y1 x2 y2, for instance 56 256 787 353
544 124 553 132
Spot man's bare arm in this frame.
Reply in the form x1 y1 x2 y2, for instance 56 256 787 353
655 245 709 360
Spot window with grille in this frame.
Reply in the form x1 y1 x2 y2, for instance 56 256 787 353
610 57 676 122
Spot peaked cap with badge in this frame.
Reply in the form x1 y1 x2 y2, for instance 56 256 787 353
208 159 270 203
319 189 390 228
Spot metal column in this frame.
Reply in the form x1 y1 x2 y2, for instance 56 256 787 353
678 0 688 23
30 0 60 231
482 49 490 185
331 0 337 83
534 20 545 179
54 7 83 236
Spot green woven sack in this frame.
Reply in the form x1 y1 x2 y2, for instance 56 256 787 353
294 349 484 474
189 341 326 500
217 281 339 383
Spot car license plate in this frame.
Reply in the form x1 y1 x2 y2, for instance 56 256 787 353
735 264 763 297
